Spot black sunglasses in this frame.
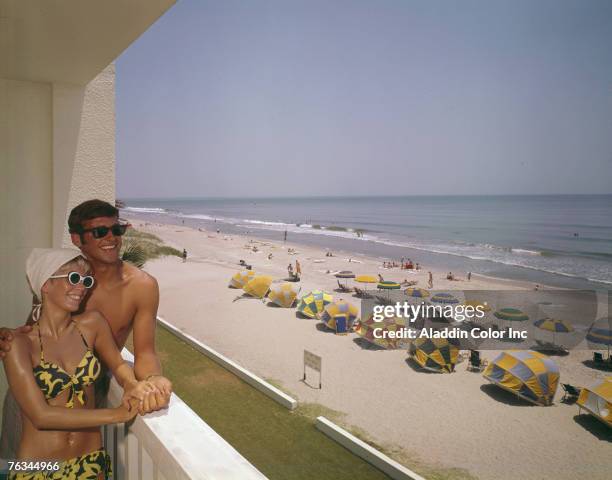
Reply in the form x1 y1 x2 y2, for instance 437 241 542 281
81 223 130 239
49 271 95 289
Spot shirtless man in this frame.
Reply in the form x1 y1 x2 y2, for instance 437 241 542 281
0 199 172 412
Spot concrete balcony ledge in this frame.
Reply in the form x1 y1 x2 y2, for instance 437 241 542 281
106 349 267 480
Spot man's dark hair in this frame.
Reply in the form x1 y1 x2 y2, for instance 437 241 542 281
68 199 119 233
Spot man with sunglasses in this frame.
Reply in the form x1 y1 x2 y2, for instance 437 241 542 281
0 199 172 415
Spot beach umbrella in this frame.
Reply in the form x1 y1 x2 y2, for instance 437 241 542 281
494 308 529 322
297 290 333 319
430 292 459 304
377 281 401 302
462 300 491 324
268 282 301 308
354 314 409 349
586 316 612 358
533 318 574 346
463 300 491 312
494 307 529 332
577 377 612 428
409 337 459 373
320 300 358 334
355 275 377 284
482 350 559 406
229 270 256 288
355 274 378 295
405 288 430 299
243 275 273 299
335 271 355 288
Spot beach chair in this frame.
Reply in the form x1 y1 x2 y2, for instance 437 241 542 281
353 286 371 298
335 316 348 335
561 383 581 403
337 280 353 292
466 350 488 372
535 339 568 354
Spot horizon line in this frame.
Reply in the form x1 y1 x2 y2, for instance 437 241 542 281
118 192 612 201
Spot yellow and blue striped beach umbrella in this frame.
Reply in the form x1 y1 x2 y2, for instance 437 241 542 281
243 275 273 299
405 288 430 298
409 337 459 373
534 318 573 333
297 290 333 319
321 300 358 333
229 270 256 288
355 314 408 349
586 316 612 356
577 377 612 428
268 282 301 308
483 350 559 406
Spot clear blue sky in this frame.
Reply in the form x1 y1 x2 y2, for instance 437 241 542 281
116 0 612 198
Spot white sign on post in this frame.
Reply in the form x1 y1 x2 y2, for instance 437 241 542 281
303 350 322 389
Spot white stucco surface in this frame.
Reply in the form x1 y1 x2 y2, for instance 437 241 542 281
54 64 116 247
0 78 53 328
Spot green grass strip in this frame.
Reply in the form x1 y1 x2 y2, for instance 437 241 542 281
151 327 390 480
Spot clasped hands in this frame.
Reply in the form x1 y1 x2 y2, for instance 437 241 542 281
121 376 172 415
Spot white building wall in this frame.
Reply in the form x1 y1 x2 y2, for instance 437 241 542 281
0 67 115 398
0 78 53 329
53 63 116 248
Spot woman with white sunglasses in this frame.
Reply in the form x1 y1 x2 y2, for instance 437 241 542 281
3 248 151 479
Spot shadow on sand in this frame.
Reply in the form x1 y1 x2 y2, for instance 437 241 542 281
352 337 386 351
573 415 612 442
479 383 535 407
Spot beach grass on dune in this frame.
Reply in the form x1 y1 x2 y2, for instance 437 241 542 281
126 326 476 480
122 228 182 263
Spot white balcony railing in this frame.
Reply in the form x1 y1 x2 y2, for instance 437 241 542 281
105 350 267 480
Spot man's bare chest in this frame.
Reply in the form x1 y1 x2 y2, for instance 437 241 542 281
85 290 136 344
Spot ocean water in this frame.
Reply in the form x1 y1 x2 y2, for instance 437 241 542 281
121 195 612 289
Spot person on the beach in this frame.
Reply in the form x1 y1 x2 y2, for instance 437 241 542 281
0 200 172 457
467 271 471 281
428 271 433 288
295 260 301 277
3 248 153 479
182 249 187 263
288 264 294 276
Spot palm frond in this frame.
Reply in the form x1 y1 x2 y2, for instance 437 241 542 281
121 239 147 269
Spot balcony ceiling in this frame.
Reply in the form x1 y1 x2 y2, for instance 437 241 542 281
0 0 175 85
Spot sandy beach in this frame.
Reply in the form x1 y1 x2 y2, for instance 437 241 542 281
133 219 611 480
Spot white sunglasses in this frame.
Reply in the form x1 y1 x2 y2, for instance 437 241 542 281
49 271 95 289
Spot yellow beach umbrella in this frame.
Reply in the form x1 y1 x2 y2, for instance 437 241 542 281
405 288 430 298
243 275 273 299
483 350 559 406
268 282 301 308
297 290 333 319
409 338 459 373
355 275 377 284
320 300 358 334
577 377 612 427
229 270 256 288
354 314 408 349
